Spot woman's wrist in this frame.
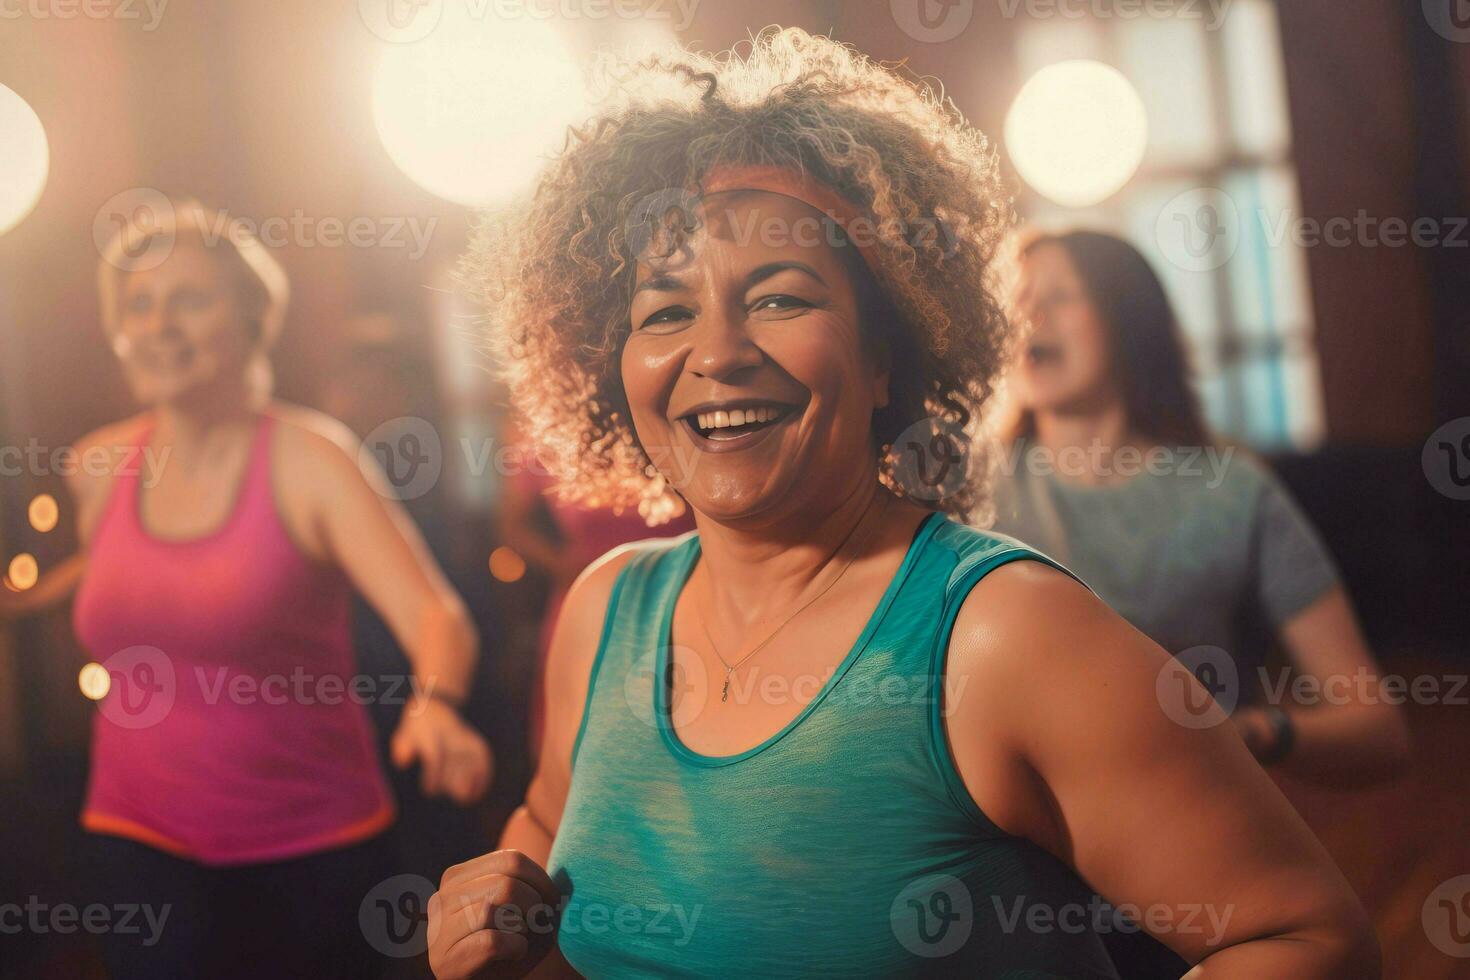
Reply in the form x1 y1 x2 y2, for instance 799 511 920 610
414 682 468 712
1256 705 1296 766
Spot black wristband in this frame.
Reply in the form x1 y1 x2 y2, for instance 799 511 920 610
1257 706 1296 765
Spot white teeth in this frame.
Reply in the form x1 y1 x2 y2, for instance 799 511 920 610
691 406 787 432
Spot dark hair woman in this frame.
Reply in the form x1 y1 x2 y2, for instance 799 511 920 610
992 229 1409 978
427 31 1379 979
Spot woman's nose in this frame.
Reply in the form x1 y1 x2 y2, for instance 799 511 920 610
688 309 763 381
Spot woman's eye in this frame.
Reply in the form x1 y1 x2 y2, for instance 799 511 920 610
638 306 694 331
750 294 811 315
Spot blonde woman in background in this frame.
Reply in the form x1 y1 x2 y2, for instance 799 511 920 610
53 200 492 978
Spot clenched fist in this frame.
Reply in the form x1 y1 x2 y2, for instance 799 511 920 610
428 849 563 979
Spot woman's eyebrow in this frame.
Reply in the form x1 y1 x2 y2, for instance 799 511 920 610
744 261 827 290
632 272 687 296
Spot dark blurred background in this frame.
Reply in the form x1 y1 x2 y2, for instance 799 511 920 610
1 1 1468 976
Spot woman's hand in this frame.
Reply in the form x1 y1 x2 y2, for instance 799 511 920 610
428 849 562 979
391 696 494 805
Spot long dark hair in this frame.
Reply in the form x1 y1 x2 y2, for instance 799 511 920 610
1013 230 1210 447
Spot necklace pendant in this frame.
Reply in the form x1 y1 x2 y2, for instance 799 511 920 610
721 676 730 703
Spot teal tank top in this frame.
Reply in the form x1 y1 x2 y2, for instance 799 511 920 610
547 512 1119 978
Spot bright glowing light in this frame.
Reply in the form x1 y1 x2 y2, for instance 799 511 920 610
0 83 49 236
79 662 111 701
29 493 59 533
371 13 589 208
7 553 37 591
489 546 527 583
1004 61 1148 209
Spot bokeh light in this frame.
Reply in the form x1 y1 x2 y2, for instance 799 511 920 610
7 553 38 591
28 493 59 533
1004 60 1148 209
0 83 49 236
78 662 111 701
488 546 527 583
371 12 589 208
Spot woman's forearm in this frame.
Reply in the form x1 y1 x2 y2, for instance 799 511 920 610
1244 702 1411 787
0 553 87 620
403 595 480 704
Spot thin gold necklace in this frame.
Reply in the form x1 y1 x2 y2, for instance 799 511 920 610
698 492 891 704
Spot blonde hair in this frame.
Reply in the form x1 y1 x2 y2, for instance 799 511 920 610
97 196 290 402
463 27 1015 519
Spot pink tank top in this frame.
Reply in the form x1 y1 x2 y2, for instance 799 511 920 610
73 413 394 866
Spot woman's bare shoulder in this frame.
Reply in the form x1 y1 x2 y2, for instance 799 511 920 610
67 412 154 521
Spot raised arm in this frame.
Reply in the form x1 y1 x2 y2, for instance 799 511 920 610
946 561 1379 978
275 409 489 804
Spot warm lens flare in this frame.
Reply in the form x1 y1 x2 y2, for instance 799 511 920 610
371 13 588 208
489 546 527 583
28 493 59 533
1004 60 1148 209
7 553 39 591
0 83 48 236
78 662 112 701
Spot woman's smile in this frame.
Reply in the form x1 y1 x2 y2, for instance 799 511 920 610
674 399 803 453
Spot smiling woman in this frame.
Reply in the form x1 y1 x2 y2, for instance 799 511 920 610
431 27 1379 980
463 27 1012 521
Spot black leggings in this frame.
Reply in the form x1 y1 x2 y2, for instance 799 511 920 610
87 831 404 980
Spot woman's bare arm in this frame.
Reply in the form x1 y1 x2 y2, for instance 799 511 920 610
274 407 490 803
946 562 1379 978
430 544 636 979
1233 587 1411 786
0 553 87 620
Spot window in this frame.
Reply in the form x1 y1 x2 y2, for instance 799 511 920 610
1013 0 1324 448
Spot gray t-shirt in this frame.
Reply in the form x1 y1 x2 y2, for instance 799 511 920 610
987 443 1339 700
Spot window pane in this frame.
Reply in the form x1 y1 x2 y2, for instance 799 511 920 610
1221 165 1313 338
1280 347 1326 447
1221 0 1292 158
1123 179 1222 361
1117 16 1220 169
